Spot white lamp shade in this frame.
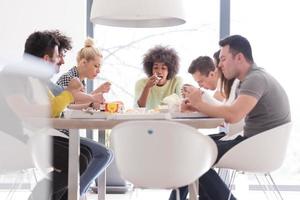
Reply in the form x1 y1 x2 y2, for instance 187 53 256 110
90 0 185 28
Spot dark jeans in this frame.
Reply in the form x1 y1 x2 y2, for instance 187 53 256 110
208 132 226 141
169 134 246 200
29 136 113 200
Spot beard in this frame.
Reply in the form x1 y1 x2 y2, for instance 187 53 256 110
223 68 238 80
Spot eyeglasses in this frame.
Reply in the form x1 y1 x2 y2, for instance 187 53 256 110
59 53 66 58
59 50 67 58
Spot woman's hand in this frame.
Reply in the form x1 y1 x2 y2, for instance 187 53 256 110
97 81 111 93
91 102 101 110
92 92 105 104
145 74 160 88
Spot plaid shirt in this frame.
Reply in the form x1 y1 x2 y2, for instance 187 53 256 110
56 66 85 88
56 66 86 136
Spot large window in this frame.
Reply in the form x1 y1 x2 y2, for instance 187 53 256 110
94 0 220 109
93 0 300 189
231 0 300 187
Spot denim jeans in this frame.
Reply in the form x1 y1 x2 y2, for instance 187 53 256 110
29 136 113 200
79 137 114 194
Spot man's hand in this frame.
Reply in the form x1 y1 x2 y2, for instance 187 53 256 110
180 99 198 112
185 86 204 110
181 84 195 98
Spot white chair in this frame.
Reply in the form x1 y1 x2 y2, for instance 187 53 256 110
0 60 54 198
0 131 34 174
217 119 245 186
0 131 53 200
111 120 218 200
215 122 292 200
0 130 38 199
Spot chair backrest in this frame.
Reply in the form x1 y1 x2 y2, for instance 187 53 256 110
215 122 292 173
0 58 53 176
111 120 217 189
28 131 53 177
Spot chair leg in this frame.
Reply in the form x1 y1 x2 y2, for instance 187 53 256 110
218 168 231 187
225 169 232 187
264 173 276 199
130 187 141 200
175 188 180 200
128 187 136 200
227 170 237 200
32 168 38 184
254 174 270 200
6 171 24 200
29 168 39 191
234 171 250 199
79 194 88 200
266 173 284 200
188 180 199 200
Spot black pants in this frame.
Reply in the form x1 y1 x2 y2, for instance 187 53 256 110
52 136 93 199
169 134 246 200
29 136 92 200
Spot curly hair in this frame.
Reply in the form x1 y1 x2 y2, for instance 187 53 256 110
143 45 179 80
24 31 59 58
45 30 72 53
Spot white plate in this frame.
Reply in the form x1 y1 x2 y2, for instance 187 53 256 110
170 112 208 119
107 113 170 120
63 109 108 119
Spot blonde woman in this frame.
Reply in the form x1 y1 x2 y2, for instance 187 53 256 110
57 38 111 109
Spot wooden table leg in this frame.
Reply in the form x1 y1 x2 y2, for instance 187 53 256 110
68 129 80 200
98 130 106 200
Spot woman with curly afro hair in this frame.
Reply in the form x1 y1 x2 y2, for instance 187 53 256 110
134 45 182 109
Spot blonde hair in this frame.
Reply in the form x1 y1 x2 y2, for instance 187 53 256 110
76 37 102 63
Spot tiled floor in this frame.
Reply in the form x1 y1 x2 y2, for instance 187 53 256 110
1 172 299 200
0 189 300 200
91 189 300 200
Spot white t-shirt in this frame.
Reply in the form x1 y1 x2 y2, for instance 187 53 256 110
219 79 245 138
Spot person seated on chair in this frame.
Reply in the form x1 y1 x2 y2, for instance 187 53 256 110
170 55 242 200
212 50 239 105
182 53 239 105
134 45 183 110
18 30 113 200
56 37 111 107
212 50 245 139
169 35 291 200
180 54 242 139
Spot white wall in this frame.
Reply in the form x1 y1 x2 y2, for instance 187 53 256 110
0 0 86 69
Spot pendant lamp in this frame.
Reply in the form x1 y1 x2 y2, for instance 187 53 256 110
90 0 185 28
